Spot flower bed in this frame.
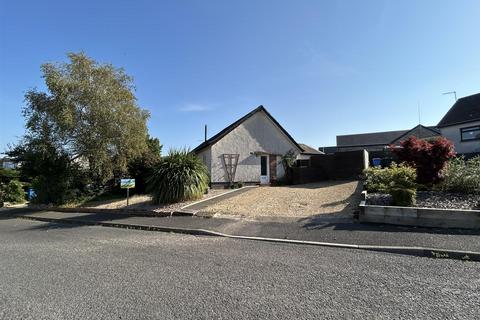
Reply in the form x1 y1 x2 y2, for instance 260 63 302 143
367 191 480 210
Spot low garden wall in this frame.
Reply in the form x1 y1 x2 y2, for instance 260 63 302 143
359 195 480 229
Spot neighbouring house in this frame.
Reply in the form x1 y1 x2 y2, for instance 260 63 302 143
321 92 480 160
296 143 324 167
331 124 441 155
0 157 17 169
437 93 480 155
193 106 321 186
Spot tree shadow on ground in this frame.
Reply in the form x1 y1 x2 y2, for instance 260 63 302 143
298 180 363 221
22 221 84 231
79 196 156 210
284 180 359 190
1 209 149 231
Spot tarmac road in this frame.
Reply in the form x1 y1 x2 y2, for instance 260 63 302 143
0 218 479 319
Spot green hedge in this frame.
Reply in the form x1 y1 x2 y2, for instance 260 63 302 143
439 156 480 194
2 180 26 204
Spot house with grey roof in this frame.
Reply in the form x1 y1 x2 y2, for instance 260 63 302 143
0 157 18 169
333 125 441 154
193 106 321 186
437 93 480 155
322 92 480 158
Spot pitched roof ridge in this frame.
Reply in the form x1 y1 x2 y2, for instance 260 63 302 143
337 128 408 138
192 105 304 153
298 143 323 154
390 124 441 143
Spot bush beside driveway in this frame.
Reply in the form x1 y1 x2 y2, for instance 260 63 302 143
202 180 362 218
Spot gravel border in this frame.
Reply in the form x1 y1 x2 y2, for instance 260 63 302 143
367 191 480 210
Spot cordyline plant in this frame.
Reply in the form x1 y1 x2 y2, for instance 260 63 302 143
147 149 209 204
390 136 456 185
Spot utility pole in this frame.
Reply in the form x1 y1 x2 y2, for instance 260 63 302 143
443 91 457 101
204 125 207 142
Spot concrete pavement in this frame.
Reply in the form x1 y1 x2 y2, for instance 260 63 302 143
4 208 480 255
0 218 479 319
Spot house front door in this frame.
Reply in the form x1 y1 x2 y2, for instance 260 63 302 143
260 155 269 184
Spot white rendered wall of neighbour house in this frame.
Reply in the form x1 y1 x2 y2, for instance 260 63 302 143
440 120 480 154
196 148 212 176
209 111 299 184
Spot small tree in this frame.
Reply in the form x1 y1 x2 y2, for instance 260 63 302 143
4 180 26 204
0 168 20 185
391 136 456 185
281 149 297 184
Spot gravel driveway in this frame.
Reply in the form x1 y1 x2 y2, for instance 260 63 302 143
203 180 362 218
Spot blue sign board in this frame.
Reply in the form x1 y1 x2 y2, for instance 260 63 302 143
372 158 382 167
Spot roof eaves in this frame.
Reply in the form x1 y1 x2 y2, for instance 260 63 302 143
192 105 304 154
437 117 480 128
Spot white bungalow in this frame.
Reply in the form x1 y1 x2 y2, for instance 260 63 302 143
193 106 322 186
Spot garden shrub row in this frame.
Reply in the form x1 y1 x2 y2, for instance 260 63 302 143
439 156 480 194
364 163 417 206
364 156 480 207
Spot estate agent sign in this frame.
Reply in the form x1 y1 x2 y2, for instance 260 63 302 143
120 179 135 205
120 179 135 189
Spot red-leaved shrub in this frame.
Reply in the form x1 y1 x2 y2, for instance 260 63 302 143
390 136 456 185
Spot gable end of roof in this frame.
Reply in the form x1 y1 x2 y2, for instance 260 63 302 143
390 125 441 144
438 93 480 127
192 106 304 154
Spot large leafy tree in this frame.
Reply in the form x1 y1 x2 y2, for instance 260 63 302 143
9 52 151 203
19 52 150 185
127 135 163 193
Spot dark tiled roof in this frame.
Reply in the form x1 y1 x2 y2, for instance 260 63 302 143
337 129 409 147
390 125 440 144
318 146 338 154
193 105 304 154
336 126 440 147
438 93 480 127
299 143 324 155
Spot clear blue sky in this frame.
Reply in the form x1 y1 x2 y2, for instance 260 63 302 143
1 0 480 153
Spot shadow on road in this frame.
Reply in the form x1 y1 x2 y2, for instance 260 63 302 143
0 208 145 231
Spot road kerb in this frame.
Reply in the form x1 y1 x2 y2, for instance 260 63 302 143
16 214 480 262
